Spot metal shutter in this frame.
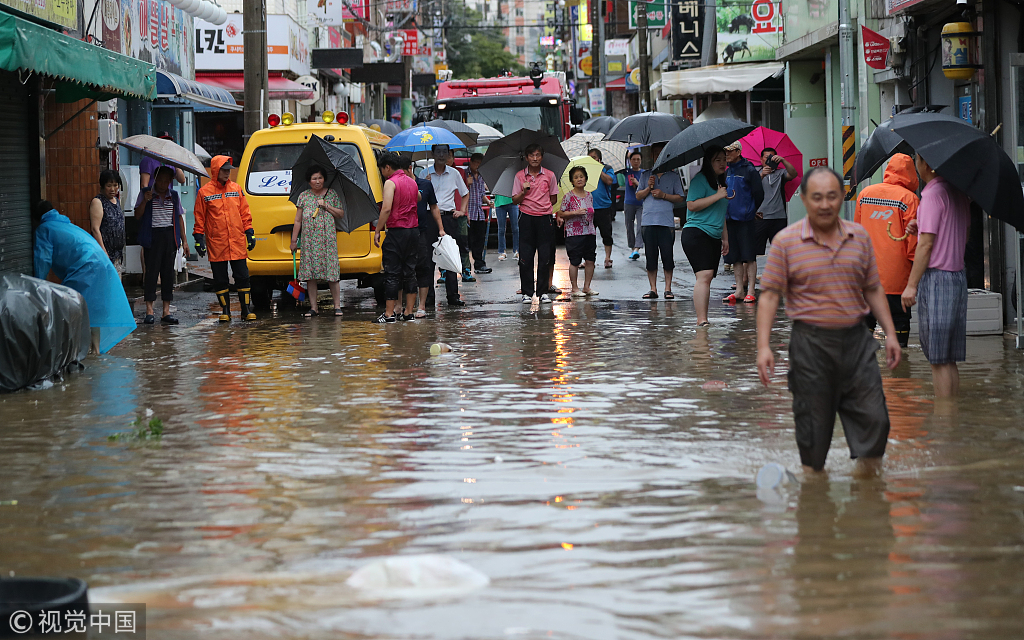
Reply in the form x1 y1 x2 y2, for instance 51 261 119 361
0 71 34 276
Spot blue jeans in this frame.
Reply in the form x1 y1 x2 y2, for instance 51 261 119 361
495 204 520 255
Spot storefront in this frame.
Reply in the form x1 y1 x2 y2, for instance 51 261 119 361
0 7 155 276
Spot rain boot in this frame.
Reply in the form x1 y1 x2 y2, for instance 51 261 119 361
216 289 231 322
238 288 256 321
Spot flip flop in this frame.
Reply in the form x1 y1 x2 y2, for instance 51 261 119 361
723 293 737 303
642 291 658 299
604 260 613 268
584 290 598 296
743 294 756 303
664 291 675 299
303 309 319 318
571 290 587 298
697 321 711 327
334 308 344 316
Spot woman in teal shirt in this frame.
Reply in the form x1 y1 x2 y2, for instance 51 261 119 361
683 147 732 327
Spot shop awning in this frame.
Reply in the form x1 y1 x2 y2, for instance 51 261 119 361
157 71 241 112
606 77 626 91
661 62 785 98
0 10 155 101
195 74 315 101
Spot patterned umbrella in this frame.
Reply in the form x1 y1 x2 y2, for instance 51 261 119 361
561 133 629 172
739 127 803 202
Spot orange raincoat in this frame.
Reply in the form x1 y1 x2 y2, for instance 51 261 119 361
194 155 253 262
854 153 919 295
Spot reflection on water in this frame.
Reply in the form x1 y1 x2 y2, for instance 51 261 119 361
1 306 1023 639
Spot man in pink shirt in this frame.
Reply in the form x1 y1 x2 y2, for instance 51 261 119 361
512 144 560 302
900 154 971 397
375 152 422 323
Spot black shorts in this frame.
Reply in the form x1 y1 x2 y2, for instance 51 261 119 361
755 218 788 255
564 234 597 266
725 219 757 264
680 226 722 276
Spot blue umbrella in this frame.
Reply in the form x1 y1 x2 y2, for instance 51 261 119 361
386 125 466 160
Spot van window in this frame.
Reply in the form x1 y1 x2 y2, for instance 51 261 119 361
246 142 364 196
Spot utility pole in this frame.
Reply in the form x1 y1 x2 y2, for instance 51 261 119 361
637 0 651 112
838 0 856 215
243 0 269 138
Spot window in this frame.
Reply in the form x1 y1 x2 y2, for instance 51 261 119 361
444 105 562 139
245 142 365 196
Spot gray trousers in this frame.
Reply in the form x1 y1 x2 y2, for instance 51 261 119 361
624 203 643 249
787 320 890 471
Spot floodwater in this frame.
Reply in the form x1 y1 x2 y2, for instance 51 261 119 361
2 299 1024 639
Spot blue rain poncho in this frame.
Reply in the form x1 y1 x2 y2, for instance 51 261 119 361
34 210 136 353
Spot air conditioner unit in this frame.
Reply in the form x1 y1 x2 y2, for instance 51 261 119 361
97 119 121 150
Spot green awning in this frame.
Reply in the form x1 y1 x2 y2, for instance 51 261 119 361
0 10 155 101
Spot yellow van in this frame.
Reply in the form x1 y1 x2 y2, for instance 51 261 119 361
239 112 392 307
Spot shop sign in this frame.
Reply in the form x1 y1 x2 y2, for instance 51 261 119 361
0 0 76 30
671 0 704 63
809 157 828 167
385 0 416 11
628 1 668 30
588 87 606 114
397 29 429 56
717 0 782 64
295 75 321 106
307 0 346 26
195 14 309 76
958 96 973 123
102 0 194 78
862 26 890 69
605 39 629 57
885 0 928 15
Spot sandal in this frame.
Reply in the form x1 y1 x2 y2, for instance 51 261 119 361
303 309 319 318
584 289 598 296
743 294 756 303
604 259 613 268
642 291 658 299
697 321 711 327
664 291 675 299
723 293 737 303
333 308 344 316
414 309 428 318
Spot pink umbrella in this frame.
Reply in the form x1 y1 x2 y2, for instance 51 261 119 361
739 127 803 202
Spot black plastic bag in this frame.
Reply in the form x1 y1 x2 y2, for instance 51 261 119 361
0 274 90 392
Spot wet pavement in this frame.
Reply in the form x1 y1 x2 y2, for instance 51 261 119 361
2 220 1024 639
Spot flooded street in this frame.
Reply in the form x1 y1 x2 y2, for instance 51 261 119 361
2 245 1024 639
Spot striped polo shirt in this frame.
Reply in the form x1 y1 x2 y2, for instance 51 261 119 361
760 217 880 328
150 191 177 227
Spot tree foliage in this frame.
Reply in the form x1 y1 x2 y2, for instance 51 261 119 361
444 2 527 79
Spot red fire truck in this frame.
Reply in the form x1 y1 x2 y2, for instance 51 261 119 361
431 67 584 141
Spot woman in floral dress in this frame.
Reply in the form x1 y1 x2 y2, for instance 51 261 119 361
290 165 345 317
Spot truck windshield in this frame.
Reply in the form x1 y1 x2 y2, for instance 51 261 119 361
443 105 562 139
245 142 364 196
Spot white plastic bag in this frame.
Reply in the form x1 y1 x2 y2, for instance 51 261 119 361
432 234 462 272
173 247 186 273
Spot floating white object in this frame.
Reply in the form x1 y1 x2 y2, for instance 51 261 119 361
430 343 452 355
346 555 489 600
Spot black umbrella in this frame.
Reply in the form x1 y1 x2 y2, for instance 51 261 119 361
581 115 620 135
478 129 570 197
422 119 480 147
362 119 402 137
605 112 689 145
852 107 944 186
289 135 380 233
852 117 914 187
890 113 1024 231
652 119 755 173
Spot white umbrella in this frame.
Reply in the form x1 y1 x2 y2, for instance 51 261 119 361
117 135 209 177
561 133 628 172
464 122 503 146
194 142 212 161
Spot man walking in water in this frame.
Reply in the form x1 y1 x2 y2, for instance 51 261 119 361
757 167 901 477
513 143 559 303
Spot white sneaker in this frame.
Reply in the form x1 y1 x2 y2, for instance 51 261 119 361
513 252 519 260
521 295 532 303
499 253 507 261
539 294 552 303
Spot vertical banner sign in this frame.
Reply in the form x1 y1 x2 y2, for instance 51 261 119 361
861 26 890 69
716 0 782 63
671 0 705 63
